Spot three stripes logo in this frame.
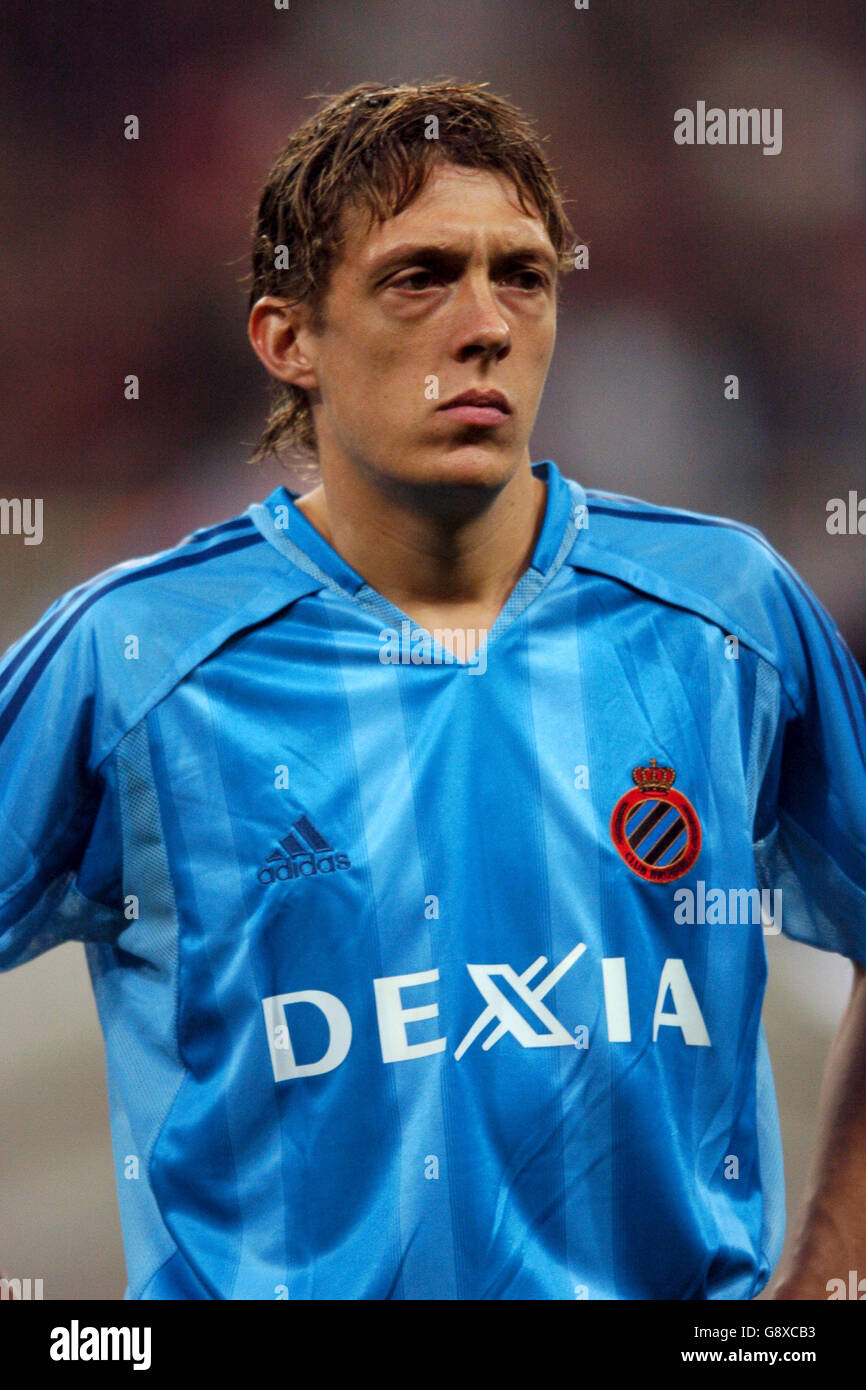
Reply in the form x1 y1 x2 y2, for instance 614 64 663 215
258 814 351 885
610 758 701 884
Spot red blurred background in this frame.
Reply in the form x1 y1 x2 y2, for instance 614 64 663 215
1 0 864 1299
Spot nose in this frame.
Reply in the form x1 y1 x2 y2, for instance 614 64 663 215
452 272 511 362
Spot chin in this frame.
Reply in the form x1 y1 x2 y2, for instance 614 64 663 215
356 431 527 506
418 442 521 490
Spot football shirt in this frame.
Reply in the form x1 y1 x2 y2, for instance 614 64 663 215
1 459 865 1299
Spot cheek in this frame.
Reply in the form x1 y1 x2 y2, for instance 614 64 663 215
529 328 556 376
326 341 415 440
358 346 424 410
320 339 376 409
331 331 407 394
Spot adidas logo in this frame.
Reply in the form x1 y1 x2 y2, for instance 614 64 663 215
257 814 351 885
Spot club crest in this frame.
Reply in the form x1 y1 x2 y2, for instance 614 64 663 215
610 759 701 883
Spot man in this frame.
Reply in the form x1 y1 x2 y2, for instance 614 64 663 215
1 80 865 1300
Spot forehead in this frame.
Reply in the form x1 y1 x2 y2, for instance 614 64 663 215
339 162 555 267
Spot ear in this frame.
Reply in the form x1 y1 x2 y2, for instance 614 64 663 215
247 296 320 393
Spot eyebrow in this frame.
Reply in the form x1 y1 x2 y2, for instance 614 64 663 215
367 241 560 280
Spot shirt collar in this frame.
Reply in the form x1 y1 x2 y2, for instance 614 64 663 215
250 459 586 594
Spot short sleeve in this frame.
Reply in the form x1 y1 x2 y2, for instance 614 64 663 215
0 591 122 970
753 562 866 966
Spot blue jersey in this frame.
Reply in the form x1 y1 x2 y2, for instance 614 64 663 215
2 459 865 1300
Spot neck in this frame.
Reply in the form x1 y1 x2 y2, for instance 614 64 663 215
294 456 548 627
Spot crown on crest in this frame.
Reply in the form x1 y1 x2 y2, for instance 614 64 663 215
632 758 675 792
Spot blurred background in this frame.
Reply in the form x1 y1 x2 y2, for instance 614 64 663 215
1 0 864 1300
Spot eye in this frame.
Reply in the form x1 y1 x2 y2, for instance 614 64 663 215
392 270 437 290
389 266 548 292
506 269 546 289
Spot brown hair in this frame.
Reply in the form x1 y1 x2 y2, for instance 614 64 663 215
248 79 580 468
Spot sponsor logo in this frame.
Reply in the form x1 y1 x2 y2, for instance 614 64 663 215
261 945 711 1083
453 942 586 1060
258 814 350 885
610 759 701 883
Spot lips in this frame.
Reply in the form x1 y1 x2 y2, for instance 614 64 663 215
438 389 511 412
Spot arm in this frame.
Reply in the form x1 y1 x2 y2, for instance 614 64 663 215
772 958 866 1299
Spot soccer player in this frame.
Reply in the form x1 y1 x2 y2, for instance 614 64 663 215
2 80 865 1301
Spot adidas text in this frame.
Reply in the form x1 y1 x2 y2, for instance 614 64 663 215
258 852 351 885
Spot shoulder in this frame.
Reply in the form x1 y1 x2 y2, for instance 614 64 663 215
17 512 272 679
0 508 319 767
582 486 778 579
570 485 831 710
68 512 269 627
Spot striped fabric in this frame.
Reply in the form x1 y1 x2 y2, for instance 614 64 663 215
1 460 864 1300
